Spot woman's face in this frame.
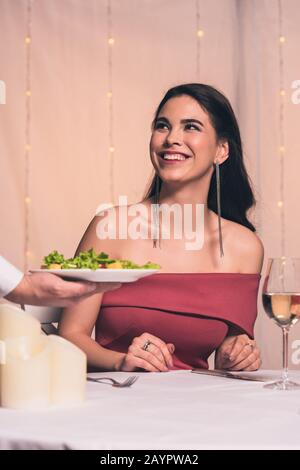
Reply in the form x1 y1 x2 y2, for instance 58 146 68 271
150 95 226 184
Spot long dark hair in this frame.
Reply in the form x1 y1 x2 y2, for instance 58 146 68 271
144 83 256 232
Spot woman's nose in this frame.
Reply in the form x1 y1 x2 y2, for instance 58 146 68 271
164 128 183 146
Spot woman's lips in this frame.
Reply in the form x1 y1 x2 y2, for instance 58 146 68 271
158 152 191 163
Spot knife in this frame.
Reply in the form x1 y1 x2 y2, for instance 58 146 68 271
192 369 265 382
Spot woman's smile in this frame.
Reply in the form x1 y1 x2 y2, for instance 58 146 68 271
158 150 192 163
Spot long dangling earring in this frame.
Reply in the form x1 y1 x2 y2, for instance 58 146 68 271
153 174 160 248
215 160 224 257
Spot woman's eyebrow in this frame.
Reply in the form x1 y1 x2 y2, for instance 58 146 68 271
181 118 204 127
155 116 169 123
155 117 204 127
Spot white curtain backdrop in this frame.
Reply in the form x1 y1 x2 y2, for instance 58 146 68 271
1 0 300 369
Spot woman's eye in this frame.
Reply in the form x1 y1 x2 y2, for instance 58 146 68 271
154 122 169 130
185 123 200 131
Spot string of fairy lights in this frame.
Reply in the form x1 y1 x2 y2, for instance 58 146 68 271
278 0 286 257
24 0 32 272
23 1 117 271
107 0 115 205
196 0 204 79
21 1 286 268
252 2 262 237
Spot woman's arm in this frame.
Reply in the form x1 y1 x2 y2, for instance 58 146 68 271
59 213 174 372
59 291 175 372
59 292 125 370
215 226 264 370
58 215 126 370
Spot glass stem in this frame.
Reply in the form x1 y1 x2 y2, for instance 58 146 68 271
282 327 289 383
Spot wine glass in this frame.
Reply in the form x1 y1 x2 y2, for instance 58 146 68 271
262 258 300 390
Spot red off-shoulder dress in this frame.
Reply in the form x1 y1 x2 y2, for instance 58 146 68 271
95 273 260 370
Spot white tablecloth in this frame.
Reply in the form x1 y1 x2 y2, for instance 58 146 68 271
0 370 300 450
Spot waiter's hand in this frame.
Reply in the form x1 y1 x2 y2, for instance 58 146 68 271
5 272 121 307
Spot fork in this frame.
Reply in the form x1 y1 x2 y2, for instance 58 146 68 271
87 375 138 388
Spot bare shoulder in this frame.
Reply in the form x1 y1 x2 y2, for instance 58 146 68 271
76 203 147 257
76 205 128 257
224 219 264 274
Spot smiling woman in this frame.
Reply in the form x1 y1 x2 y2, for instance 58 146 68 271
59 83 264 374
146 84 255 235
151 97 224 179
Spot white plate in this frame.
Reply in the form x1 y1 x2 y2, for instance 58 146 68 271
29 268 160 283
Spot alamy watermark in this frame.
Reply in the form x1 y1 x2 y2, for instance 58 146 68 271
291 339 300 365
95 196 204 251
291 80 300 104
0 80 6 104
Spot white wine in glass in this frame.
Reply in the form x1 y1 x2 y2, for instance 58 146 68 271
262 258 300 390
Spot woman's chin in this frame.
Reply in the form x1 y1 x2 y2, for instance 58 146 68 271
159 170 191 184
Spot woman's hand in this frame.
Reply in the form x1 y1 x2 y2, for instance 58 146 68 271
117 332 175 372
215 334 261 371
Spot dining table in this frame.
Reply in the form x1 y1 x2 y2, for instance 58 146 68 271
0 369 300 450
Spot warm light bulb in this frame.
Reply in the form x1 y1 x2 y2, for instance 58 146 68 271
279 36 286 43
197 30 204 38
107 91 113 98
277 201 284 208
26 90 31 97
280 89 286 96
108 38 115 45
25 196 31 204
279 145 285 153
25 250 31 257
109 146 115 153
25 36 31 44
25 144 31 151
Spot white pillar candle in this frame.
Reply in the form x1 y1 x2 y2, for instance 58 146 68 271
0 304 86 409
0 335 51 409
0 304 41 341
48 335 86 406
0 303 43 408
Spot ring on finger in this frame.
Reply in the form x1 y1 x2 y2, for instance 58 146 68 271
245 342 255 351
142 340 151 352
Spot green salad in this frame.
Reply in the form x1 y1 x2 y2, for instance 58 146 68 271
42 249 160 270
